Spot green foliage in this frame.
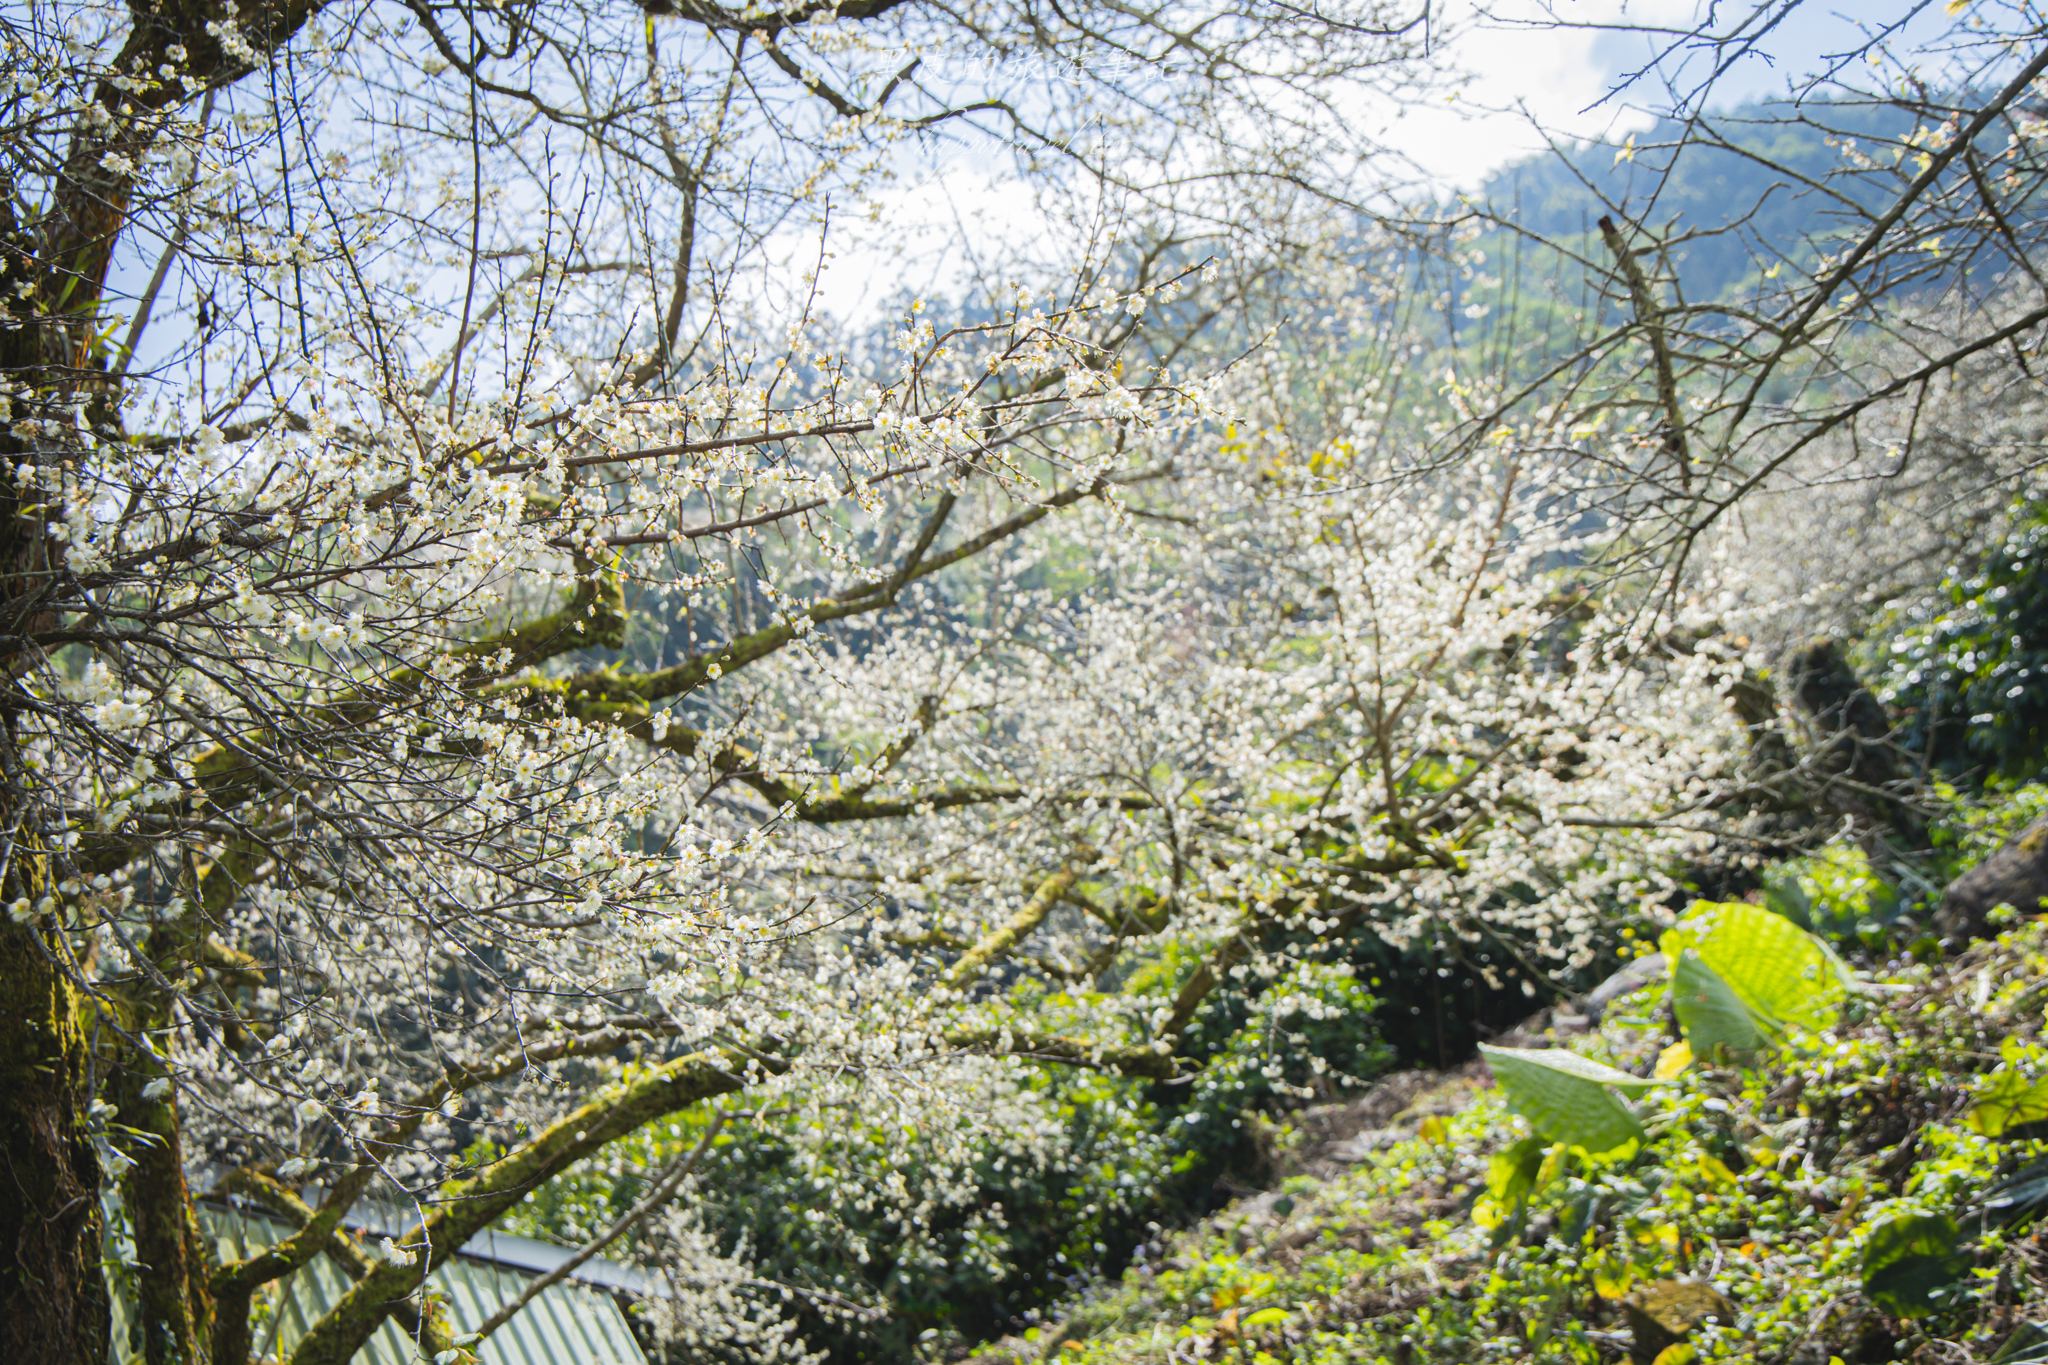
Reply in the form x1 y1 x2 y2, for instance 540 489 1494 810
1182 964 1394 1132
1477 900 1842 1159
1759 844 1901 946
1877 501 2048 781
1662 900 1848 1057
1479 1135 1547 1228
1861 1211 1969 1317
1668 948 1768 1061
1476 1044 1656 1154
502 964 1392 1362
988 806 2048 1365
1969 1039 2048 1138
1930 780 2048 885
506 776 2048 1365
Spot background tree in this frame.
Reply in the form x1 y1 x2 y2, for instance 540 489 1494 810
1431 1 2048 606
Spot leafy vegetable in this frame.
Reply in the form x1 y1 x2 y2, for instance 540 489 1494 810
1669 948 1766 1061
1968 1066 2048 1138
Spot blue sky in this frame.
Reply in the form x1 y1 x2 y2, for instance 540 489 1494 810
795 1 1975 318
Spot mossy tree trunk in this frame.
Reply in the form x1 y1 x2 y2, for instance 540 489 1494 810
0 220 112 1353
108 852 267 1365
0 0 328 1354
0 913 109 1363
103 1059 213 1365
104 944 216 1365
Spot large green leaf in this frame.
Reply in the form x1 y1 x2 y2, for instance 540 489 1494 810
1968 1067 2048 1138
1478 1044 1655 1154
1861 1211 1970 1317
1670 948 1767 1061
1990 1322 2048 1364
1662 901 1848 1045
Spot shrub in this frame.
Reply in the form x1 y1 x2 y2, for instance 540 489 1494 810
1878 502 2048 781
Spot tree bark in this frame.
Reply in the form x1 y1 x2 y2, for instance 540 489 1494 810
1784 637 1928 854
106 1063 213 1365
0 0 328 1355
0 916 109 1365
105 938 216 1365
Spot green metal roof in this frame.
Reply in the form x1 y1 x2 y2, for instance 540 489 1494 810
111 1207 649 1365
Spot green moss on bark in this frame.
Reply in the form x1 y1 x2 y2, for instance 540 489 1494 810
0 918 110 1365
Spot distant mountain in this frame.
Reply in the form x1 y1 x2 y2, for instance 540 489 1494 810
1478 99 1920 303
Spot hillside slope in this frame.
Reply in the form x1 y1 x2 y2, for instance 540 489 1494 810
972 826 2048 1365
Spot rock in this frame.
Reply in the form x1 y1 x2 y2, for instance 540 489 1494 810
1492 954 1666 1048
1938 814 2048 941
1784 637 1927 851
1577 954 1668 1023
1624 1279 1734 1364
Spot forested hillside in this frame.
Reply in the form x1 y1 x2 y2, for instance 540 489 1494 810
1481 101 1922 300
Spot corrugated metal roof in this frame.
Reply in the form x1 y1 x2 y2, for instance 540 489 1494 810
347 1206 663 1297
110 1207 649 1365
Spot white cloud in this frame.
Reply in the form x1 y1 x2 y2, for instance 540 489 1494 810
774 0 1939 323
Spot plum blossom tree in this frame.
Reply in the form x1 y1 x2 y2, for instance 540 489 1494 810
0 0 1449 1359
